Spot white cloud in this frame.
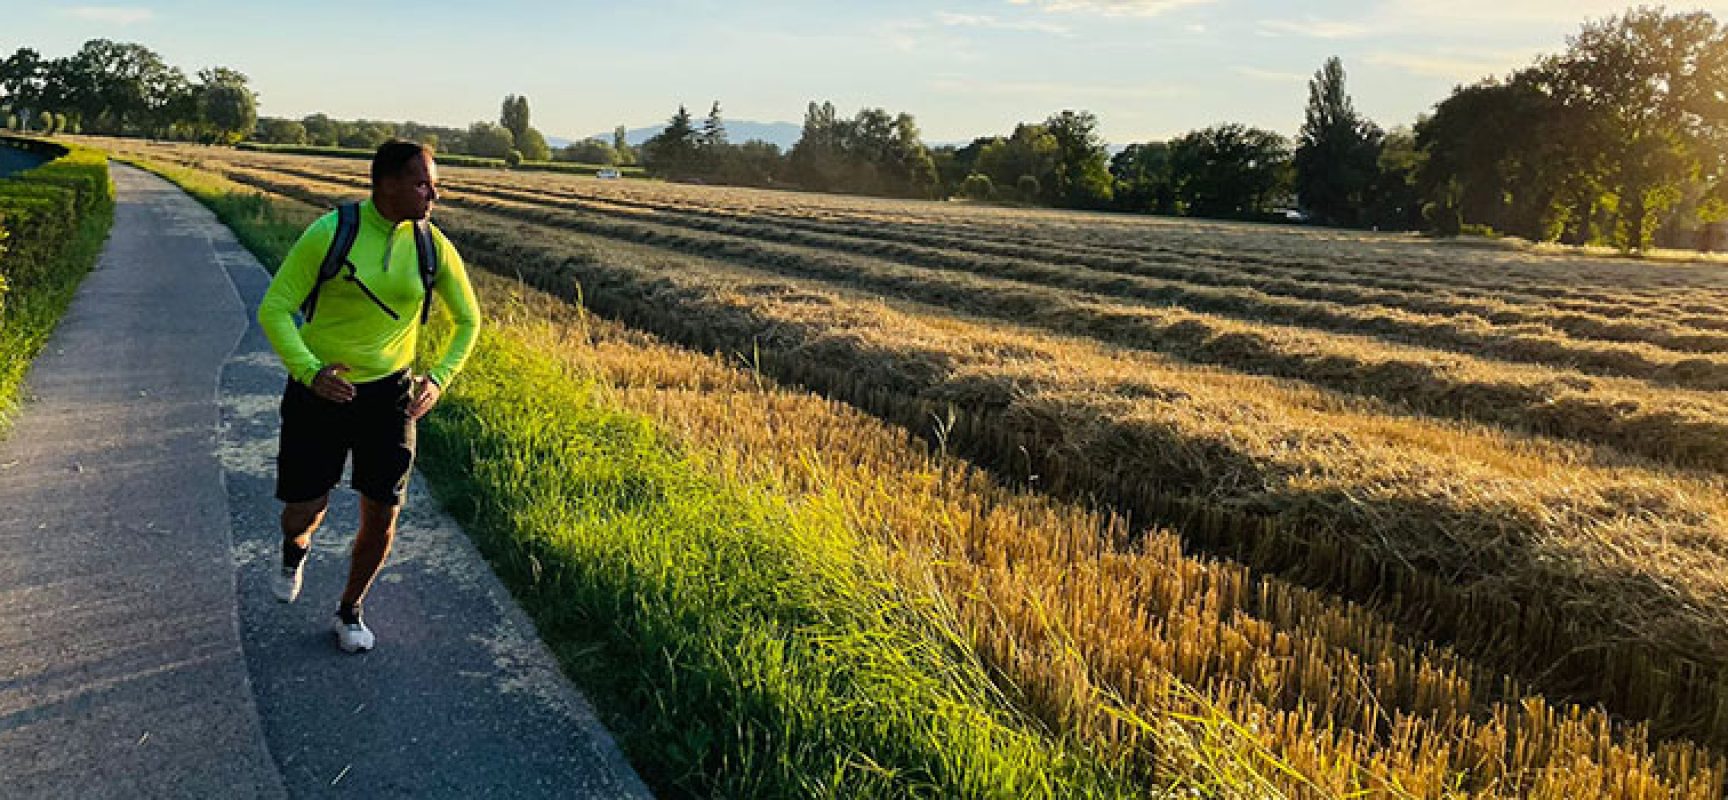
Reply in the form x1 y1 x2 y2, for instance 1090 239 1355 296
1258 18 1372 39
1007 0 1215 18
64 6 153 25
937 11 1073 36
1235 66 1308 83
1365 48 1540 81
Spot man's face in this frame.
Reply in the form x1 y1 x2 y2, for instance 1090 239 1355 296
381 153 439 221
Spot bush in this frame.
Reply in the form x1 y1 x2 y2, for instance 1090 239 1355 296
960 173 994 200
0 137 113 428
1422 200 1462 236
505 149 524 168
1015 174 1041 201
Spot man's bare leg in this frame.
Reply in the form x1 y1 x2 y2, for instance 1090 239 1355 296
281 495 329 552
341 496 401 609
275 495 328 603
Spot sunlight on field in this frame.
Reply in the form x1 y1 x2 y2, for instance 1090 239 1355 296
103 138 1728 797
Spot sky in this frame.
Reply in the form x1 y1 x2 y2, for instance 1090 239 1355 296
7 0 1728 146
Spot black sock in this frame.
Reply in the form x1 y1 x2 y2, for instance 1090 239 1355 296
337 603 362 625
282 540 310 571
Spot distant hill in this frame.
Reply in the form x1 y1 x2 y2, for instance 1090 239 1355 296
553 120 804 151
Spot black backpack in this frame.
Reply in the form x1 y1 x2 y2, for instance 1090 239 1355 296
299 202 439 324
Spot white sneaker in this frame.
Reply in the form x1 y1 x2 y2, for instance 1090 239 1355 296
334 616 375 653
272 563 304 603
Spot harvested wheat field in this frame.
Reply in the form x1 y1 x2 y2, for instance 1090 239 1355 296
103 138 1728 797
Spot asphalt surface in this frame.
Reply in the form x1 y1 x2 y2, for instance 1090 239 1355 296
0 162 652 798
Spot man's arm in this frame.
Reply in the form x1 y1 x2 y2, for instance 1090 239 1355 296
258 215 337 385
425 231 481 389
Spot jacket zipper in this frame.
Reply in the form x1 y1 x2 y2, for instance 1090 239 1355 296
342 260 400 320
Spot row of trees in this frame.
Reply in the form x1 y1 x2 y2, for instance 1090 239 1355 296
0 40 255 143
251 97 639 166
625 8 1727 249
11 10 1727 248
1416 8 1728 249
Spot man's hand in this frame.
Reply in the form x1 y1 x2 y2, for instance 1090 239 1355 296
406 376 441 421
311 363 356 403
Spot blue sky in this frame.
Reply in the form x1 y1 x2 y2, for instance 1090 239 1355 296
7 1 1724 144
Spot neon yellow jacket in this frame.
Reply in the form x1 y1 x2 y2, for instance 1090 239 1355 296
258 199 480 388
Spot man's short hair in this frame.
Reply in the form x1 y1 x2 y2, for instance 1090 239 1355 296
372 139 431 185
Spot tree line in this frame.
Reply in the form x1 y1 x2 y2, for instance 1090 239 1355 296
0 40 256 143
621 7 1727 250
5 8 1726 249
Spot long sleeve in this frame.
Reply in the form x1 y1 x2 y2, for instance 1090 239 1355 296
258 214 336 386
426 229 481 388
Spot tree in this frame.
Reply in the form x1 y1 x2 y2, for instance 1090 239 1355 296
1544 8 1728 249
1169 123 1292 218
57 40 187 135
700 101 727 148
302 113 340 146
340 121 393 150
1364 127 1424 230
516 127 550 161
1111 141 1176 214
788 100 845 189
197 67 255 144
496 94 548 160
0 48 46 117
711 139 784 186
642 104 699 176
559 138 618 165
1417 70 1602 241
785 101 934 196
960 173 995 200
257 118 308 144
612 124 636 165
466 121 515 159
1044 110 1113 207
500 95 530 143
1294 57 1383 226
975 124 1059 201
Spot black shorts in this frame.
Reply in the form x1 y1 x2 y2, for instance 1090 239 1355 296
275 370 417 506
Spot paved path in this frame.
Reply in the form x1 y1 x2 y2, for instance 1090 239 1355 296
0 162 651 798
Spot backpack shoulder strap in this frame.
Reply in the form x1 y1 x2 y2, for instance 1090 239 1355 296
300 202 362 322
412 220 439 324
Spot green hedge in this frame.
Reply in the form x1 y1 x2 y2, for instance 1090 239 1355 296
0 137 114 429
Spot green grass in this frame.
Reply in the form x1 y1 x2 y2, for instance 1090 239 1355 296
417 323 1139 797
117 148 1156 800
0 140 114 433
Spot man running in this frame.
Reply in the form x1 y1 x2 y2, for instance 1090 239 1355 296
257 139 480 652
